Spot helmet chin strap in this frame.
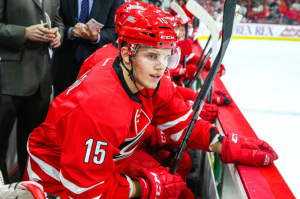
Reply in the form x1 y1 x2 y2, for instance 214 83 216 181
120 56 160 98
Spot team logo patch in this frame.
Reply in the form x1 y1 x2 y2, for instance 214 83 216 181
126 16 136 23
264 155 270 165
113 124 149 162
232 133 238 144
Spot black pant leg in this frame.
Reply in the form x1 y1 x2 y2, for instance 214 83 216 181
17 90 50 180
0 95 18 183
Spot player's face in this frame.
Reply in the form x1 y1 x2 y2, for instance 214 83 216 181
178 26 186 40
132 47 172 89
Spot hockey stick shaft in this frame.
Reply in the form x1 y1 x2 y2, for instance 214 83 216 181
182 22 189 69
184 0 219 87
186 12 243 89
186 47 212 88
171 2 189 69
207 13 243 104
169 0 237 175
184 35 212 88
197 35 211 68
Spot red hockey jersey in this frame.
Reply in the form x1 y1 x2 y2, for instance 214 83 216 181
25 57 213 199
78 43 119 78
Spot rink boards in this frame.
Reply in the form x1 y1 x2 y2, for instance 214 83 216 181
201 71 295 199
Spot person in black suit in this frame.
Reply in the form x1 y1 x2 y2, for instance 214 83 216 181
0 57 1 103
0 0 64 183
52 0 122 97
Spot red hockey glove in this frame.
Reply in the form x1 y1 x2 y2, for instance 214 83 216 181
150 126 174 147
219 133 278 167
176 39 193 62
169 65 186 78
0 180 60 199
204 57 226 76
211 90 231 106
185 64 198 80
135 166 185 199
186 53 199 65
200 103 218 123
218 64 226 76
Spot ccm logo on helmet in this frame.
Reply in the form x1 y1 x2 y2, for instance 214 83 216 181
161 35 175 40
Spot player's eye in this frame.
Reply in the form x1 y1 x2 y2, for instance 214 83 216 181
148 54 158 60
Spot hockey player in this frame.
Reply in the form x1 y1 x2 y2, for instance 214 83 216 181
24 8 278 199
169 14 229 109
0 180 60 199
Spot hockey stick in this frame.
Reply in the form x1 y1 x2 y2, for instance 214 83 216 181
169 0 237 175
186 13 243 89
186 0 218 64
207 13 243 103
185 48 212 88
184 0 219 88
186 0 219 39
171 2 189 69
196 35 211 69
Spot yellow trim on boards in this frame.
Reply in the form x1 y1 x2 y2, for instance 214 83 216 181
197 36 300 42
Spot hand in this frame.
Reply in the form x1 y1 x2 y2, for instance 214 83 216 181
185 64 198 80
49 27 61 49
135 166 185 199
186 52 199 65
204 57 226 76
200 103 218 123
149 126 175 147
218 64 226 76
0 180 46 199
211 90 231 106
82 23 101 41
70 23 85 38
169 65 186 77
24 23 56 42
176 39 193 62
219 133 278 167
72 23 100 42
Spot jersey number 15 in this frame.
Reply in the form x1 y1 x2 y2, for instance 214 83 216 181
84 138 108 165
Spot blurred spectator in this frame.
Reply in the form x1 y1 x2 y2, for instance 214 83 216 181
170 0 187 16
292 0 300 11
198 0 299 25
269 0 281 22
0 0 64 183
148 0 162 7
264 5 273 21
51 0 121 97
241 0 263 22
179 0 187 7
286 4 298 24
238 1 248 22
279 0 288 23
253 1 264 13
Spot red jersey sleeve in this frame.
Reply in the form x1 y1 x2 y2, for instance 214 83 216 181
150 76 213 151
